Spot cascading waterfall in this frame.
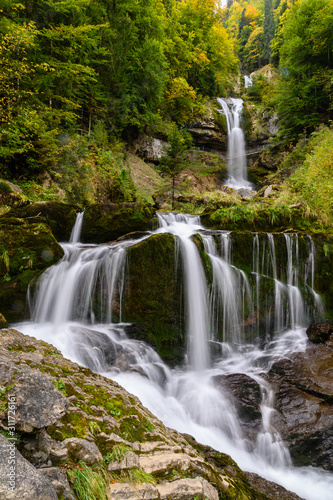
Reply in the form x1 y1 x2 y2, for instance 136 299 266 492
69 210 84 243
17 213 333 500
217 97 252 189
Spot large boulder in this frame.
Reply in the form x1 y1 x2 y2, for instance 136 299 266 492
306 323 333 344
0 218 63 322
123 232 185 365
268 336 333 470
81 202 156 243
5 201 80 241
0 179 28 208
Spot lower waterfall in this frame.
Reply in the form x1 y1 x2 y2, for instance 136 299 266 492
16 213 333 500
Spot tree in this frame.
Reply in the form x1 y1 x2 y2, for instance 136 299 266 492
263 0 275 64
159 125 192 209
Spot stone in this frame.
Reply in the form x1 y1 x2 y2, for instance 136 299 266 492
139 451 198 476
56 437 103 464
0 434 58 500
306 322 333 343
133 134 169 162
81 202 156 243
39 467 75 499
6 201 80 241
107 450 139 471
109 482 158 500
157 477 219 500
264 185 273 197
9 366 69 433
0 313 7 328
244 472 303 500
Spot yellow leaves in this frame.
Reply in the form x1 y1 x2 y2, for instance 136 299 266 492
167 77 197 102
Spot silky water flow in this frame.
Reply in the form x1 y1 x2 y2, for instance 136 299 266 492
17 211 333 500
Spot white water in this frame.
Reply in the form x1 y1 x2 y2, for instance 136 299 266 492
244 75 253 88
16 213 333 500
217 97 253 190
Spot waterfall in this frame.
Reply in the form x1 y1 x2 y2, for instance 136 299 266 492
217 97 252 189
17 213 333 500
244 75 253 88
69 211 84 243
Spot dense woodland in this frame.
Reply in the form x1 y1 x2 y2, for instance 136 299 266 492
1 0 333 229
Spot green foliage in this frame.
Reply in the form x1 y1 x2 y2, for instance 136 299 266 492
53 379 67 396
67 462 109 500
273 0 333 140
159 125 192 208
286 127 333 225
103 444 132 464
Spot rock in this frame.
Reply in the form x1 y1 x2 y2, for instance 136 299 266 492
0 217 63 322
212 373 262 443
264 184 273 197
188 119 228 151
5 201 80 241
39 467 75 499
268 338 333 469
157 477 219 500
0 313 7 328
0 434 58 499
123 232 184 365
8 365 69 433
81 202 156 243
107 450 139 471
109 478 219 500
236 188 256 199
0 179 28 207
58 437 103 464
133 134 169 162
244 471 303 500
306 322 333 343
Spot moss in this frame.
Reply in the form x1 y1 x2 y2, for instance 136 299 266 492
81 202 156 243
119 414 155 442
48 412 89 441
6 201 80 241
123 232 185 365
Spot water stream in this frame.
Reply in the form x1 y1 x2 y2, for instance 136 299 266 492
17 213 333 500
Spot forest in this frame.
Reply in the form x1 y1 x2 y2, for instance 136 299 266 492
0 0 332 223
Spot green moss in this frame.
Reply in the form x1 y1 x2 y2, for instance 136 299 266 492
123 232 185 365
119 414 155 442
48 412 89 440
81 202 156 243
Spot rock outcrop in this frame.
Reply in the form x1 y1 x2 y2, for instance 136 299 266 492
0 328 303 500
0 217 63 322
81 202 156 243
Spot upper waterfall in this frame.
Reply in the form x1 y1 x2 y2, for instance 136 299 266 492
217 97 253 190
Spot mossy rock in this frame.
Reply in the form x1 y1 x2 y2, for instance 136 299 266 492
4 201 80 241
81 202 156 243
0 218 63 322
0 179 28 208
123 232 185 365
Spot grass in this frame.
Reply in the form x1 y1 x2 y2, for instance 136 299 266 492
104 444 132 464
68 462 109 500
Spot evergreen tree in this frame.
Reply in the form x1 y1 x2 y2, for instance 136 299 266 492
263 0 275 64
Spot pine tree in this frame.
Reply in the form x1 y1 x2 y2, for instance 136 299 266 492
263 0 275 64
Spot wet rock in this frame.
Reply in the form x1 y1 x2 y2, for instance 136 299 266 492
268 338 333 469
213 373 262 442
81 202 156 243
0 217 63 321
306 322 333 343
244 471 303 500
0 313 7 327
0 434 58 500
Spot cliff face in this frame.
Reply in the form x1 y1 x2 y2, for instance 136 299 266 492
0 328 302 500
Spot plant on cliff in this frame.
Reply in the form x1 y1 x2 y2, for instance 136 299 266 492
158 125 193 209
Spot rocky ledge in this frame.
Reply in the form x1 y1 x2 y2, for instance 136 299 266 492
0 328 303 500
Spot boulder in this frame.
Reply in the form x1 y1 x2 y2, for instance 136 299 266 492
133 134 169 162
5 201 80 241
306 323 333 343
0 179 28 207
0 218 63 322
81 202 156 243
39 467 75 500
268 336 333 469
6 364 69 433
0 434 58 500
